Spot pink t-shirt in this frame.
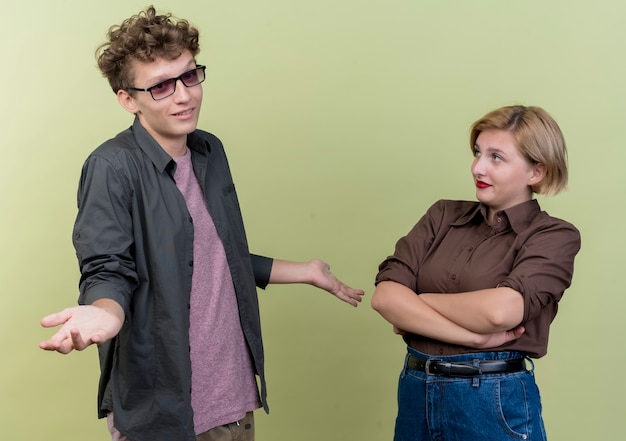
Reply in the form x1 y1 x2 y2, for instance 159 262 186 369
173 149 261 434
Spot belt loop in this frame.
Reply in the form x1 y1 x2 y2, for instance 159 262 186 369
401 352 410 378
472 359 480 387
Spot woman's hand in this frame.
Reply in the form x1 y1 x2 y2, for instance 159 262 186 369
389 324 524 349
471 325 526 349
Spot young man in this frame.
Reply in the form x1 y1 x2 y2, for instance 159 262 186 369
39 6 364 441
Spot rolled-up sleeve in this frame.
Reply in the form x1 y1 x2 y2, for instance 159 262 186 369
499 220 581 323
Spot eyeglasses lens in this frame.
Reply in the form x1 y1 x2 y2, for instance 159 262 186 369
150 79 177 100
149 67 206 100
180 68 204 87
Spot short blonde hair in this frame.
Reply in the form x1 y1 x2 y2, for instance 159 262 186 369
470 105 568 195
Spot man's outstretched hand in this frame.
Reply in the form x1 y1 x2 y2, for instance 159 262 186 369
308 259 365 307
39 300 124 354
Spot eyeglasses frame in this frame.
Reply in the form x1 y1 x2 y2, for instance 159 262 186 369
127 65 206 101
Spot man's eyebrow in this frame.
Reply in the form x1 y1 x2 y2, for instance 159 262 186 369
144 60 197 86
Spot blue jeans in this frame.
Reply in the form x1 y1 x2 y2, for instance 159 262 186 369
394 347 547 441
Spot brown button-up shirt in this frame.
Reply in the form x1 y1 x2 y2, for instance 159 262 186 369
375 199 581 358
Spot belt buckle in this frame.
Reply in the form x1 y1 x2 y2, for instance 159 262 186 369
424 359 440 375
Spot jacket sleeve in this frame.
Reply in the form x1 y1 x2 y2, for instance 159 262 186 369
73 152 138 316
250 254 273 289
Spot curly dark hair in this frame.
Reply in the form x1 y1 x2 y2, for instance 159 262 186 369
96 5 200 94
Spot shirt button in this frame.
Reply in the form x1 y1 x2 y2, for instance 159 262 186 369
496 217 502 223
451 274 457 281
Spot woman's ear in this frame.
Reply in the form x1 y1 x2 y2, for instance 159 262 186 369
117 89 139 115
528 162 547 186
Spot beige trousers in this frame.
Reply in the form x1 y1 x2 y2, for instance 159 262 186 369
107 411 255 441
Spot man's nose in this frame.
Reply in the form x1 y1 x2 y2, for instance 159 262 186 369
172 78 191 101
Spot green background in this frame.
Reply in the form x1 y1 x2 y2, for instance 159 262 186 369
2 1 623 440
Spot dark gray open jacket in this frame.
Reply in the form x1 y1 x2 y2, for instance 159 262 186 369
74 118 272 441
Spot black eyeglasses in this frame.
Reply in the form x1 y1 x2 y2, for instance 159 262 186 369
128 65 206 101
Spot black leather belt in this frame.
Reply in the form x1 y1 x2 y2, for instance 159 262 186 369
407 355 526 377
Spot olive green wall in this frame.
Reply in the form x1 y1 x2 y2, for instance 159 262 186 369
2 1 623 439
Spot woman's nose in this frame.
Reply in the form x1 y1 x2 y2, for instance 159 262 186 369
471 157 485 177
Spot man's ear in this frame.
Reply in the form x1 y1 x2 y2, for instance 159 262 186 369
117 89 139 114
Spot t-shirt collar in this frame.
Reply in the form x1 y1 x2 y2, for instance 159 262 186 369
131 117 210 173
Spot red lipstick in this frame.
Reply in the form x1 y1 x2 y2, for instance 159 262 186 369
476 180 491 189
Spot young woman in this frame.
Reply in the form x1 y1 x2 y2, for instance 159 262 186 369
372 105 580 441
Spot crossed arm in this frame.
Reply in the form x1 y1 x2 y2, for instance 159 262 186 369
39 259 364 355
370 281 525 349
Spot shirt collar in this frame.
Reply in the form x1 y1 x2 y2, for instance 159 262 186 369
451 202 483 227
451 199 541 234
500 199 541 234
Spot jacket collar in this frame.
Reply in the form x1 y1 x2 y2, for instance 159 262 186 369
131 117 210 173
